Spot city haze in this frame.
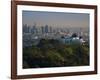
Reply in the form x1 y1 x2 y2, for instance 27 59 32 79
22 11 89 28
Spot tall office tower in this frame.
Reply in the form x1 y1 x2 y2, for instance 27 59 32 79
28 26 32 33
41 26 45 34
31 23 37 34
37 27 41 34
49 26 52 33
27 25 31 33
31 26 35 34
45 25 49 33
23 24 29 33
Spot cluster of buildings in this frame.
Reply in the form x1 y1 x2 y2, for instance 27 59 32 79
23 24 89 47
23 24 53 34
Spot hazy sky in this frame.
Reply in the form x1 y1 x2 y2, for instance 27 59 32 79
22 10 89 28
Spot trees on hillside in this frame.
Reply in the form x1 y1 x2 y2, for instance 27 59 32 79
23 39 89 68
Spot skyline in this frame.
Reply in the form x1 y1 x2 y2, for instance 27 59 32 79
22 10 89 28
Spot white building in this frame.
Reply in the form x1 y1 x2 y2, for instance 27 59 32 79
60 35 85 45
